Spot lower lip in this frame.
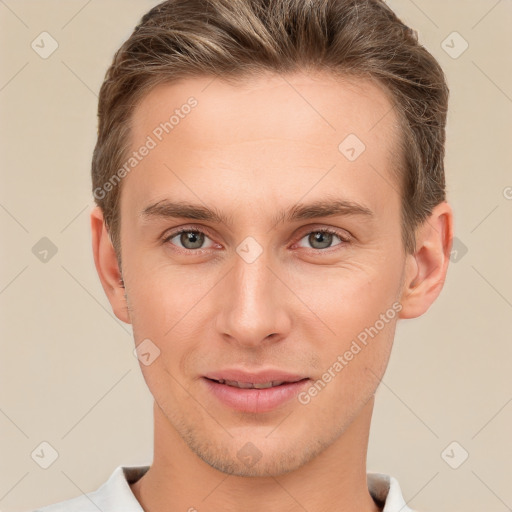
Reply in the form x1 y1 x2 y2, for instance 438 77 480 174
202 377 311 413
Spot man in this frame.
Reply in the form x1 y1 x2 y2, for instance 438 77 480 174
35 0 453 511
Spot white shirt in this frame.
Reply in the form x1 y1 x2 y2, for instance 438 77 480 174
33 465 415 512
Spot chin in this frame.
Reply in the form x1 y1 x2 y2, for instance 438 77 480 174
186 427 330 478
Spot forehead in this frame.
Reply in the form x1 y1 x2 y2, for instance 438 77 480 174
123 71 402 223
131 70 399 147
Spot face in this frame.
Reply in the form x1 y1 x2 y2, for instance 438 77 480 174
110 71 413 476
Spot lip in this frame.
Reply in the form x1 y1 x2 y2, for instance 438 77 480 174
202 371 311 413
203 369 307 384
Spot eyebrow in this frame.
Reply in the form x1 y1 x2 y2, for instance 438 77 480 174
140 197 375 229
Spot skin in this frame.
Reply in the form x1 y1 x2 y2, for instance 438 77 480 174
91 70 453 512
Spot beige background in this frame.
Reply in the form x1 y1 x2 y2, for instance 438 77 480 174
1 1 511 511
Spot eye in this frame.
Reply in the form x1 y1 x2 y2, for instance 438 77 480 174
163 228 215 251
296 228 350 251
161 226 351 254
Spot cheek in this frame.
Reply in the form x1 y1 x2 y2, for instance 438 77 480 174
123 253 207 330
293 259 400 330
292 261 401 385
126 262 213 373
299 300 398 418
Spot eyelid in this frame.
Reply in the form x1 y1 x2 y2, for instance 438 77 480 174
293 224 353 243
162 223 215 238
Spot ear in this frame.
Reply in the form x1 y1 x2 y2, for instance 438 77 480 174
398 201 454 319
90 206 131 324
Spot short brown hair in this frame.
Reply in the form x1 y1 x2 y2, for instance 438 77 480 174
91 0 449 266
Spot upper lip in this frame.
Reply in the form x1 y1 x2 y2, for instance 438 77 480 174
203 369 309 384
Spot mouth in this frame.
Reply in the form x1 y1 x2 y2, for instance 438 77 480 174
205 377 305 389
202 376 311 413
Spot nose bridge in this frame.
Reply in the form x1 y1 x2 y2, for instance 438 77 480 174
216 243 291 344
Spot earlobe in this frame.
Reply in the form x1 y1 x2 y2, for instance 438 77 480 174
398 201 454 319
90 206 131 324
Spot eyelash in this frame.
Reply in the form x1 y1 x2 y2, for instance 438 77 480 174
162 226 351 254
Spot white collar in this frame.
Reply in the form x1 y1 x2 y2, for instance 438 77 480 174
367 472 414 512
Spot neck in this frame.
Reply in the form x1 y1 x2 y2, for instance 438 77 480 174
131 396 381 512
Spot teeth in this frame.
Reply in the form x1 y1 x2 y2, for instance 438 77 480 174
253 382 274 389
226 380 255 389
216 379 286 389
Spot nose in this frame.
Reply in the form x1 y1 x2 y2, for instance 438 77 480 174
215 247 293 348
